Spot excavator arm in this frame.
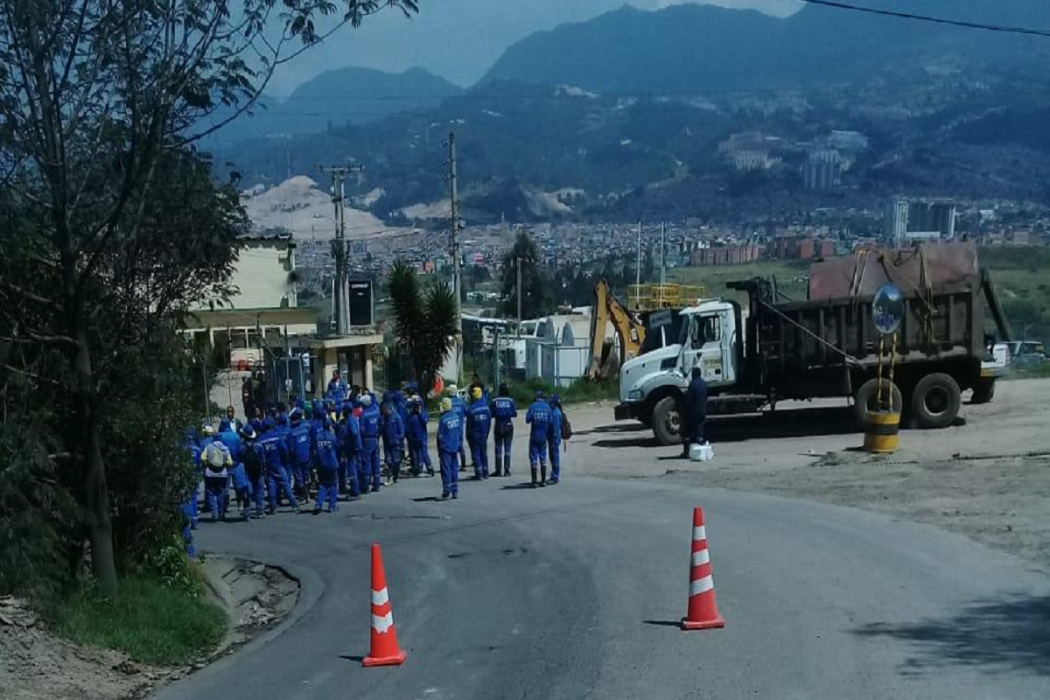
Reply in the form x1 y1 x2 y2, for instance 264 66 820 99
587 280 647 380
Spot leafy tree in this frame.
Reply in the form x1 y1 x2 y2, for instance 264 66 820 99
500 232 555 320
0 0 418 594
387 261 457 391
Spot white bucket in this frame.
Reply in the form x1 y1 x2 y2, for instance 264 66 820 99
689 442 714 462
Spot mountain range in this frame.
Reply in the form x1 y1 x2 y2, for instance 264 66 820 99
218 2 1050 223
198 67 460 151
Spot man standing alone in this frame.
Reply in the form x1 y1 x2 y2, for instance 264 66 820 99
683 366 708 457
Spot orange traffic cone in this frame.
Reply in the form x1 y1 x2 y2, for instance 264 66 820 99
362 543 408 667
681 507 725 631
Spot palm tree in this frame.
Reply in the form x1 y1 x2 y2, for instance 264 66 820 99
387 261 458 391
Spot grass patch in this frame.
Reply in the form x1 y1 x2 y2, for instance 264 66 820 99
51 575 226 666
506 376 619 407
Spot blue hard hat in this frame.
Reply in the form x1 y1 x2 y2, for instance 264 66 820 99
262 417 276 431
276 413 288 426
290 408 302 422
551 394 561 405
240 424 257 440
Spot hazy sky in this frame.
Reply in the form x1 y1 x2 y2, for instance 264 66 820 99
265 0 803 96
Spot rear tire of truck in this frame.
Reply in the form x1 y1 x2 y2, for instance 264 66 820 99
970 378 996 405
911 373 962 429
855 378 903 426
651 396 681 447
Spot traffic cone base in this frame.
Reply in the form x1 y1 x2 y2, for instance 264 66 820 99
362 543 408 667
362 649 407 667
681 616 725 631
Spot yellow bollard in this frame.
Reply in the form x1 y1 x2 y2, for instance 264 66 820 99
863 410 901 453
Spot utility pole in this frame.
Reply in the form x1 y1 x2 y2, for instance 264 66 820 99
660 220 667 287
320 164 364 336
446 132 463 381
516 256 523 331
635 220 642 309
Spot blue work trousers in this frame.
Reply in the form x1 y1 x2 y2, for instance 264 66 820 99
409 440 433 475
494 425 513 475
204 476 229 521
440 451 459 496
361 441 381 492
315 468 339 512
470 438 489 478
529 439 548 467
548 438 562 482
267 466 298 510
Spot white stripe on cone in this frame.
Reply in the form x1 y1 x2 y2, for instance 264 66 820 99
689 575 714 597
371 587 389 606
372 612 394 634
692 525 706 542
690 549 710 567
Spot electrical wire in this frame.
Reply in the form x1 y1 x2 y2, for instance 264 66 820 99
793 0 1050 38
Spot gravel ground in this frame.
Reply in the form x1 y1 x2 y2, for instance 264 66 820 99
564 377 1050 571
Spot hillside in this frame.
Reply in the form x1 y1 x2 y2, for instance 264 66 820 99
482 2 1050 93
218 3 1050 223
198 66 460 151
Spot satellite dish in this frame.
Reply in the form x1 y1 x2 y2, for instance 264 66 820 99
873 283 905 335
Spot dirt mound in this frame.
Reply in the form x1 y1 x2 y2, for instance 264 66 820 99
0 596 156 700
0 559 299 700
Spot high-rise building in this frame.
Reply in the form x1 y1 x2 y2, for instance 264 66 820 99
884 199 910 242
884 199 956 243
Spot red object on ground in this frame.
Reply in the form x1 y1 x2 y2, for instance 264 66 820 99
682 507 726 631
362 543 408 667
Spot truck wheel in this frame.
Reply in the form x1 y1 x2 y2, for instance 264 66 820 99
911 373 962 429
970 378 996 405
651 396 681 447
855 378 902 425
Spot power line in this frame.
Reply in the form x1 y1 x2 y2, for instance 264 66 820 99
794 0 1050 38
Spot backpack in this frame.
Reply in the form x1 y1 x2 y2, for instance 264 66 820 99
560 411 573 441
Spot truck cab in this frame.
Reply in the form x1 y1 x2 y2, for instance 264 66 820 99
615 299 742 444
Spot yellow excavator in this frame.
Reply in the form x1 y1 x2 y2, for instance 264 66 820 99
587 280 647 381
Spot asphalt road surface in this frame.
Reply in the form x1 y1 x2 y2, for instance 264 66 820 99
157 462 1050 700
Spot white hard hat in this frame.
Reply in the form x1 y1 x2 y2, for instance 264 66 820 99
360 394 372 407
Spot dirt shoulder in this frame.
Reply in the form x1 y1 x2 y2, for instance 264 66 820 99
0 559 298 700
566 378 1050 570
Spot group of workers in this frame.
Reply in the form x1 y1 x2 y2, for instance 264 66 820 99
181 370 571 551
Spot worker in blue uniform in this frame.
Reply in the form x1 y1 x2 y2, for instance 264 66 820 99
683 366 709 457
491 384 517 477
201 432 233 521
467 386 492 479
181 428 201 556
288 409 313 500
381 400 405 483
406 396 434 477
339 405 363 498
448 385 469 471
358 393 382 493
547 394 564 485
313 418 341 514
437 397 462 499
218 417 242 463
326 369 348 402
240 423 266 518
525 391 552 488
259 416 298 512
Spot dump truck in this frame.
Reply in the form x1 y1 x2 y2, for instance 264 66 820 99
614 243 1012 445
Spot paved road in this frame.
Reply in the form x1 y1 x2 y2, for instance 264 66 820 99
156 465 1050 700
